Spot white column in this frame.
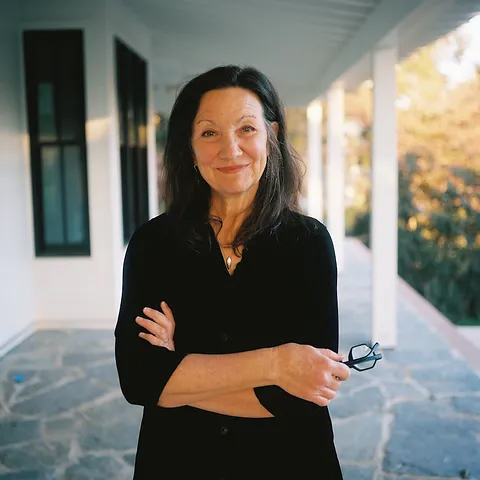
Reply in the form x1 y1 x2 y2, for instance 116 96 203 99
306 99 324 221
326 82 345 273
147 67 159 218
371 30 398 348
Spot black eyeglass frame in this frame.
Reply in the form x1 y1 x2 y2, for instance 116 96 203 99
342 342 382 371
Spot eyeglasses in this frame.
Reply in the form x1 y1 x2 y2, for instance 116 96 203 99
342 342 382 371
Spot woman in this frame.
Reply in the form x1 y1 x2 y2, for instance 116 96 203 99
115 65 350 479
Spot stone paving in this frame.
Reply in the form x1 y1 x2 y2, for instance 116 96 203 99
0 238 479 479
334 239 480 480
0 329 139 479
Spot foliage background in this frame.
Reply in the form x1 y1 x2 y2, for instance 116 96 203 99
286 32 480 326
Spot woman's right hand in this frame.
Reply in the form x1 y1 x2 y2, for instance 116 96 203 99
271 343 350 407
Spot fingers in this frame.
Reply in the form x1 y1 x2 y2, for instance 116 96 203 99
160 301 175 327
311 387 338 407
331 361 351 382
136 303 176 350
319 349 350 382
138 331 164 347
321 349 344 362
312 375 342 406
141 306 174 335
142 307 172 329
278 345 349 407
136 317 171 349
136 315 168 338
329 375 341 390
138 332 174 351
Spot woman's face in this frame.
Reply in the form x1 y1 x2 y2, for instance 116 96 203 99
191 87 277 200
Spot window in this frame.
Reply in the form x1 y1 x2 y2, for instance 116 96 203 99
23 30 90 256
115 38 149 245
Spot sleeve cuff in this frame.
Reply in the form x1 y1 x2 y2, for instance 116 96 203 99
253 385 324 418
116 336 189 407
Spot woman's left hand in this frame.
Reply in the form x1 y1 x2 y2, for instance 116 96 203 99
135 301 175 351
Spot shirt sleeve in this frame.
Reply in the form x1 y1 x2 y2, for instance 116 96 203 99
253 221 339 417
114 224 189 407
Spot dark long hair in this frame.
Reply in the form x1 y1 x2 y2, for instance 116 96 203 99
163 65 305 254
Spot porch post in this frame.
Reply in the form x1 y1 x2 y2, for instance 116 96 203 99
371 30 398 348
326 82 345 273
306 99 324 221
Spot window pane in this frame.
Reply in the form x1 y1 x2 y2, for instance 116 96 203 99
116 39 149 243
25 30 90 255
37 82 57 142
58 40 83 141
63 145 87 244
41 146 64 245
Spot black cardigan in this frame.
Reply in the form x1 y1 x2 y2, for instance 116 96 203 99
115 210 343 479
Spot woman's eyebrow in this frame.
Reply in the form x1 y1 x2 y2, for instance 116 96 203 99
195 114 257 126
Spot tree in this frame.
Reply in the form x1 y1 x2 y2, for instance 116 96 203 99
346 33 480 325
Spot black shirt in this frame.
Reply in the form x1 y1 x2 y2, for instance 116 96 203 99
115 209 343 479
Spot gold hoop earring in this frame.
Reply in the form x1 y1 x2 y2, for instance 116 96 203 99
193 164 200 183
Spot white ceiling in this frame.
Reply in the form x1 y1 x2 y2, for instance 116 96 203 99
121 0 480 112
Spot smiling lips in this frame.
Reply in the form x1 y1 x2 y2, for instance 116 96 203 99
216 164 248 173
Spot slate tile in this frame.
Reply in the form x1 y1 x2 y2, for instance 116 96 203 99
341 464 375 480
0 441 69 470
383 401 480 477
333 413 382 463
10 378 107 417
64 454 127 480
0 419 41 446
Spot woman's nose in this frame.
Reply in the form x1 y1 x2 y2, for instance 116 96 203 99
219 133 242 160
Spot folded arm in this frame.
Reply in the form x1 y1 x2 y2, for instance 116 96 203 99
114 224 275 416
187 388 273 418
156 348 274 408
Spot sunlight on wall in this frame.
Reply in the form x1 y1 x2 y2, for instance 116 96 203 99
86 117 111 142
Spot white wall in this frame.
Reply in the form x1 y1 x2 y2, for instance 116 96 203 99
19 0 119 330
0 0 35 353
0 0 156 351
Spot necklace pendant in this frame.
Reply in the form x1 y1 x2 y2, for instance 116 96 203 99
226 256 232 270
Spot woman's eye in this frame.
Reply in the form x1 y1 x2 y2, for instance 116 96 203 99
241 125 256 133
201 130 216 137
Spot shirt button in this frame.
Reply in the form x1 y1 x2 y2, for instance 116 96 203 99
220 425 229 435
220 332 230 343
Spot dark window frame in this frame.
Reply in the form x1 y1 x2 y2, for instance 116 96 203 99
115 37 149 245
23 29 90 256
